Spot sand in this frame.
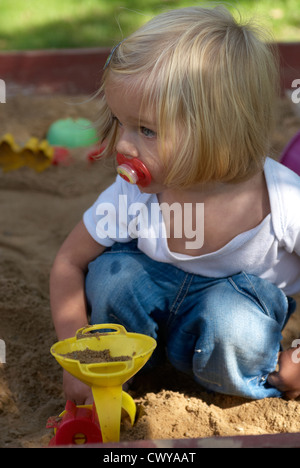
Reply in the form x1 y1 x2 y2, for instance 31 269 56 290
0 93 300 448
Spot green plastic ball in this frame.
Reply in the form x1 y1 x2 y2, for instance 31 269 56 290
46 118 98 148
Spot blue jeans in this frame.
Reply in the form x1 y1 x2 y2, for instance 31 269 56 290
85 241 296 399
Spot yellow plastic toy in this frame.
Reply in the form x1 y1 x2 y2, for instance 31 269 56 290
50 324 157 443
0 133 54 172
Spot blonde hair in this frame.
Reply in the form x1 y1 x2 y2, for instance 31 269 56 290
97 5 279 188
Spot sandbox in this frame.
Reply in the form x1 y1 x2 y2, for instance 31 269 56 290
0 46 300 448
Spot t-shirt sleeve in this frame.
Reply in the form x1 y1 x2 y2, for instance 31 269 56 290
285 220 300 257
268 159 300 256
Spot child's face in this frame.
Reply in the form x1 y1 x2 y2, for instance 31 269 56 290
105 77 169 193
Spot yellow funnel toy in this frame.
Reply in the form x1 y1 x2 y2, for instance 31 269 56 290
51 324 157 443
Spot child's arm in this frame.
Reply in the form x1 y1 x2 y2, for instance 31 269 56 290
50 220 106 404
50 220 106 340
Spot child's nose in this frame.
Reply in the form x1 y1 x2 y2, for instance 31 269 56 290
116 132 138 158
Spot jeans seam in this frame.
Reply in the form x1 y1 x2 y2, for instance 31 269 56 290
103 249 142 255
170 274 194 315
196 375 222 388
243 272 271 317
228 272 271 318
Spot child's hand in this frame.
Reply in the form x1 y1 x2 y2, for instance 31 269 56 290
63 370 93 405
267 345 300 400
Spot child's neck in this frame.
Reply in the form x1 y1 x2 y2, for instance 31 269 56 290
161 172 263 201
157 171 270 257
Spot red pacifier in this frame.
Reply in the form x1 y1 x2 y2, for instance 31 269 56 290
116 153 152 187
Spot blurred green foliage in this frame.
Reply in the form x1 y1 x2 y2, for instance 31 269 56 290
0 0 299 50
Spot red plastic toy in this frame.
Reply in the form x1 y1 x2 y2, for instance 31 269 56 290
86 145 106 163
47 400 102 446
52 147 72 166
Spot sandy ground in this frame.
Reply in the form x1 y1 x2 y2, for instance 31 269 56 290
0 93 300 448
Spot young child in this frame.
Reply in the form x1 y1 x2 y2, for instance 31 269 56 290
50 5 300 404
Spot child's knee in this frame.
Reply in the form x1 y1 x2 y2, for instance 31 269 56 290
86 250 138 295
168 277 285 397
84 249 165 337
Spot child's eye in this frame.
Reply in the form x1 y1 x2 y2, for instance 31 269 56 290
141 127 156 138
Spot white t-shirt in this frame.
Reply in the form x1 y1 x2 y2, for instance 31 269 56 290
83 157 300 295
